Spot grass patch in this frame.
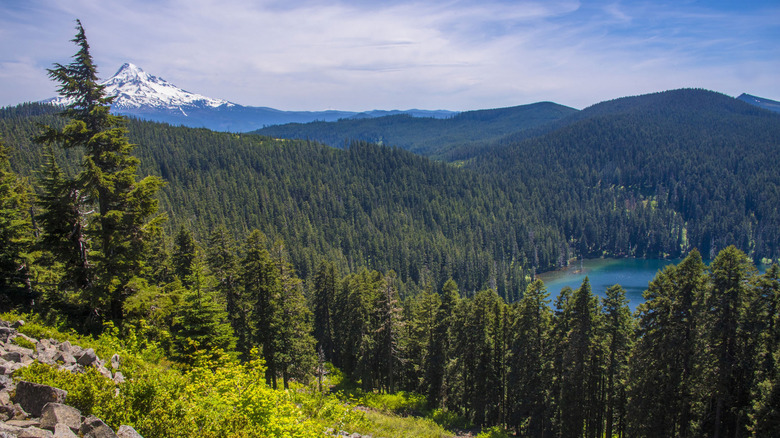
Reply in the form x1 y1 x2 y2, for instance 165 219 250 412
351 409 453 438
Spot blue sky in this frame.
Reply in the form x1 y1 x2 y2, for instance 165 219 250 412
1 0 778 111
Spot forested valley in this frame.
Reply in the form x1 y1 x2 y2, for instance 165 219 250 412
1 22 779 438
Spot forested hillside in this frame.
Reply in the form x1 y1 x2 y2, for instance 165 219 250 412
468 89 780 262
3 88 780 298
253 102 577 158
2 103 546 297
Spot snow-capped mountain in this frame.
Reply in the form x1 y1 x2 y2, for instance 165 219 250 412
48 63 233 112
103 63 233 111
44 63 456 132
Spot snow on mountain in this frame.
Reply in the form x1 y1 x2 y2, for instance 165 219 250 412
48 63 234 111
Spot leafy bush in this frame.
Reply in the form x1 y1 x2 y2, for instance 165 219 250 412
358 391 427 415
11 336 36 350
429 408 473 430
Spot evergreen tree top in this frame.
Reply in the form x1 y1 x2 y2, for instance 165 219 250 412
47 20 114 124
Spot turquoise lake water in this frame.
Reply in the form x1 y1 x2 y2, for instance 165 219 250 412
537 257 770 311
537 258 681 311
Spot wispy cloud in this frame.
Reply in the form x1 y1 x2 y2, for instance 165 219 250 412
1 0 778 110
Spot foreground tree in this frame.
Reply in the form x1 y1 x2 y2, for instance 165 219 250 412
601 284 633 438
628 250 706 437
506 279 553 436
36 20 164 328
700 246 757 437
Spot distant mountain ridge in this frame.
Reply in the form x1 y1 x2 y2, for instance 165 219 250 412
254 101 578 157
43 63 456 132
737 93 780 113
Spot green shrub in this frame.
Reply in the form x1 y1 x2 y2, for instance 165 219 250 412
476 425 511 438
359 391 427 415
429 408 473 430
11 336 36 351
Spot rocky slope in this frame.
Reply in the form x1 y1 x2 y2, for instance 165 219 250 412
0 320 139 438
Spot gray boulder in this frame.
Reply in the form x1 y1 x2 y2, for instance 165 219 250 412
16 426 54 438
12 381 68 417
57 341 72 354
2 351 24 363
95 363 113 379
53 350 77 365
77 348 97 366
0 374 13 389
53 423 79 438
110 354 120 370
35 349 57 366
40 403 82 432
0 422 22 435
116 425 144 438
0 327 14 342
0 402 28 420
79 415 117 438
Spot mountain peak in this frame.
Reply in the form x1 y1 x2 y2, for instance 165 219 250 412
111 63 147 81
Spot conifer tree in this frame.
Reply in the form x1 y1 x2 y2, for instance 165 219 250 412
628 250 706 437
749 264 780 435
36 146 91 290
374 272 403 393
601 284 633 438
206 225 243 349
403 287 440 394
36 20 164 326
424 279 458 407
240 229 281 387
506 279 553 436
0 137 34 297
170 285 236 365
313 260 338 362
271 239 316 389
558 277 602 438
702 246 757 437
172 225 197 288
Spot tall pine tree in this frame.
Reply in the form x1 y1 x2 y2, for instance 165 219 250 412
36 20 165 327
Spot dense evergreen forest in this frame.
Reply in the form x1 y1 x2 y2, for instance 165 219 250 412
2 22 780 438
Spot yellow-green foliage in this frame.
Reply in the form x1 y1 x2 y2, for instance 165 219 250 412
14 353 323 438
475 426 511 438
357 391 427 415
429 408 473 430
353 410 453 438
10 336 35 350
7 316 325 437
289 387 368 433
5 313 461 438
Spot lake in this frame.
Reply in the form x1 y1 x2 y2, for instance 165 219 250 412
536 258 681 311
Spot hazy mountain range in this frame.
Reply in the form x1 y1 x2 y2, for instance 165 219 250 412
44 63 455 132
42 63 778 137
